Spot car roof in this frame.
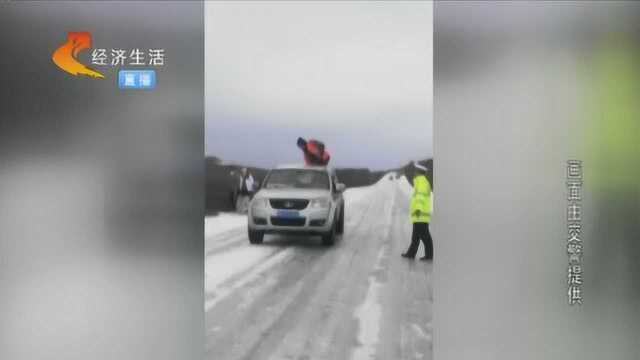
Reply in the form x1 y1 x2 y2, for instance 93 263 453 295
274 164 332 172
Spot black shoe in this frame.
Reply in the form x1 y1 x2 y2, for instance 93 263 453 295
401 253 415 259
419 256 432 261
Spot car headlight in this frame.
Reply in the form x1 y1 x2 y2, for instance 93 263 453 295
309 197 331 209
251 198 268 210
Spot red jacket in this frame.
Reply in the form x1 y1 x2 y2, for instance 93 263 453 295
297 137 330 166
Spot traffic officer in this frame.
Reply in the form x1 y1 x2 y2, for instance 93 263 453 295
402 162 433 261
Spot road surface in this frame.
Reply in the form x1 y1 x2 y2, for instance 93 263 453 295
205 174 433 360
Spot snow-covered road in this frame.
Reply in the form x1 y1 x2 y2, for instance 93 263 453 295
205 174 433 360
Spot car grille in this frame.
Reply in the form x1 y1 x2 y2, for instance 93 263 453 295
270 217 306 227
269 199 309 210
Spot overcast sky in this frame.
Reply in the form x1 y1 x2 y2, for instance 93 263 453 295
205 1 432 170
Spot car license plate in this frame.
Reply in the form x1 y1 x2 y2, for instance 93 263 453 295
277 210 300 218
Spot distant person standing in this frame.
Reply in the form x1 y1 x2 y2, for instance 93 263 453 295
402 162 433 261
235 167 255 213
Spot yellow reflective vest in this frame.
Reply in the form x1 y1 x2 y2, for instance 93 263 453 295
410 175 432 223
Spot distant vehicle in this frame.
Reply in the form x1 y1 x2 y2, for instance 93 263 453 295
247 164 345 246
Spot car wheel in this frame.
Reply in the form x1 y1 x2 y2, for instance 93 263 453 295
321 222 336 246
336 205 345 234
248 229 264 244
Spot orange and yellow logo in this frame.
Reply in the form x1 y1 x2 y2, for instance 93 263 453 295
52 32 105 79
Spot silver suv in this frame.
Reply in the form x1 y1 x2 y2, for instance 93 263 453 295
248 164 345 246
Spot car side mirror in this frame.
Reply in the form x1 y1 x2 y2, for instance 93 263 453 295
336 183 346 193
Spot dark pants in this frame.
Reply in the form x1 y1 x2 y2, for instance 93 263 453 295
405 222 433 258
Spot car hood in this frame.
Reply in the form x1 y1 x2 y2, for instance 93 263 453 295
255 188 331 200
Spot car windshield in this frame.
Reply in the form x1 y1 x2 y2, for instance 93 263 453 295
264 169 330 190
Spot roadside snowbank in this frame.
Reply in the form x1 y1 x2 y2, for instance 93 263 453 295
205 212 246 238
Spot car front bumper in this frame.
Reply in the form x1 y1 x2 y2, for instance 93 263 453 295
248 206 335 234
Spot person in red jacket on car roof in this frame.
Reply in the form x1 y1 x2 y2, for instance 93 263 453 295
297 137 331 166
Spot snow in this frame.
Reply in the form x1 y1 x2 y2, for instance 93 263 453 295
343 186 373 205
204 170 433 359
398 175 414 198
205 213 247 253
204 213 298 312
352 276 383 360
351 179 396 360
205 212 247 239
351 248 386 360
344 172 397 205
205 246 294 311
